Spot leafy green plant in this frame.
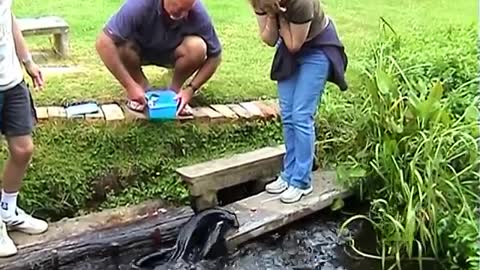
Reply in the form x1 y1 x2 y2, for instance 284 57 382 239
338 20 479 270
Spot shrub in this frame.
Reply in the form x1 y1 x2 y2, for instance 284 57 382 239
337 20 479 269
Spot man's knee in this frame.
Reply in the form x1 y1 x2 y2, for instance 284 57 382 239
176 36 207 64
8 137 34 164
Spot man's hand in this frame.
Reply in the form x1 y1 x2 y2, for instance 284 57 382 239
175 86 194 116
24 61 44 90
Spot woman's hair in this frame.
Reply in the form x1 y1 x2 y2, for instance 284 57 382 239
248 0 281 14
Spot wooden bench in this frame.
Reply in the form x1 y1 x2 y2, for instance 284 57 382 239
17 16 70 57
176 145 286 212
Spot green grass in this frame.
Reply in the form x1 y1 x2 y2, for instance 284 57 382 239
13 0 477 105
6 1 479 269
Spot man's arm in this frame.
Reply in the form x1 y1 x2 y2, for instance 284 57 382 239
95 32 138 91
95 0 146 101
187 10 223 91
188 53 221 91
11 14 32 65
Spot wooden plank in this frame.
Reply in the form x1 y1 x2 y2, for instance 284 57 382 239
227 104 252 119
210 104 238 119
201 106 223 119
240 102 264 118
226 170 351 248
101 104 125 121
35 106 48 120
191 107 209 120
263 99 281 115
253 101 278 119
122 105 147 120
47 106 66 118
197 107 224 121
85 110 105 121
177 145 285 180
176 115 194 121
177 145 286 197
18 16 69 34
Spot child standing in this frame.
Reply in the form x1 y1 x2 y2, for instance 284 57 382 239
0 0 48 257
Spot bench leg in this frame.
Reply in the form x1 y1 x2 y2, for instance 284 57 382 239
190 191 218 213
54 31 69 57
252 178 274 194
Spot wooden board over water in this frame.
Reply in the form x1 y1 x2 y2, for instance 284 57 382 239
225 170 351 247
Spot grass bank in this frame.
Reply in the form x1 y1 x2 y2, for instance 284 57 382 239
2 120 283 220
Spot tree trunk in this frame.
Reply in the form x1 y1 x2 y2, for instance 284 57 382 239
0 207 193 270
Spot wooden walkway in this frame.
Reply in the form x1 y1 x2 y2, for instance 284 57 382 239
225 170 351 248
35 99 280 123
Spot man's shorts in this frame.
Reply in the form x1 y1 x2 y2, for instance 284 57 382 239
117 39 176 69
0 81 37 137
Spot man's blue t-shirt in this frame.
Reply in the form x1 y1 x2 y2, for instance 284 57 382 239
104 0 222 58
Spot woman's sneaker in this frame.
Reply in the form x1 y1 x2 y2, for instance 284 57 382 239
1 208 48 235
280 185 313 204
265 176 288 194
0 221 17 257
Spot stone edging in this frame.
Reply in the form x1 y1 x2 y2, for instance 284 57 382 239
35 99 281 123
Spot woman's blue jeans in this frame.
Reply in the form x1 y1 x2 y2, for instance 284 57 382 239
277 48 330 189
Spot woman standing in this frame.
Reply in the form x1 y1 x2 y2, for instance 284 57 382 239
249 0 348 203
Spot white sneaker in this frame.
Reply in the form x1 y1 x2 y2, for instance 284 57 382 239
265 176 289 194
1 208 48 235
280 185 313 204
0 221 17 257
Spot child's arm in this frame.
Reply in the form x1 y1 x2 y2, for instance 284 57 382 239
11 13 44 89
11 14 32 65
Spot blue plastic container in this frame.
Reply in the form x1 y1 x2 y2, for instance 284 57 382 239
145 89 178 120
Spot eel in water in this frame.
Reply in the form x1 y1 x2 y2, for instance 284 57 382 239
132 207 239 269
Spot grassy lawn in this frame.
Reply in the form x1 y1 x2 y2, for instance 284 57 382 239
12 0 476 106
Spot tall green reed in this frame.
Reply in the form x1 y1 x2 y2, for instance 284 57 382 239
338 19 479 270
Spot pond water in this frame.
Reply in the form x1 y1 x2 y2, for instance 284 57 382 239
99 198 441 270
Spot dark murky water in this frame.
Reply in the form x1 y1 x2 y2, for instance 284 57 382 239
100 199 440 270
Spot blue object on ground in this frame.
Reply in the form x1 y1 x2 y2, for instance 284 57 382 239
145 89 178 120
65 102 99 118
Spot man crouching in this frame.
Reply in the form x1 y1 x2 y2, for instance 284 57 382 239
96 0 222 115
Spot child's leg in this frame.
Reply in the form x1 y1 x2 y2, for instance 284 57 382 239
1 134 33 213
0 81 47 235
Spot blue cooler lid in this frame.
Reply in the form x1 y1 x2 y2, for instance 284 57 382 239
145 89 178 109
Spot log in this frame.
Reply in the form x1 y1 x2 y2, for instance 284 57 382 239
0 205 194 270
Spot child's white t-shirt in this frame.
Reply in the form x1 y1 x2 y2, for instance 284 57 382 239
0 0 23 91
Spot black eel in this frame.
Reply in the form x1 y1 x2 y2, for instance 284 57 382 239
132 207 239 269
